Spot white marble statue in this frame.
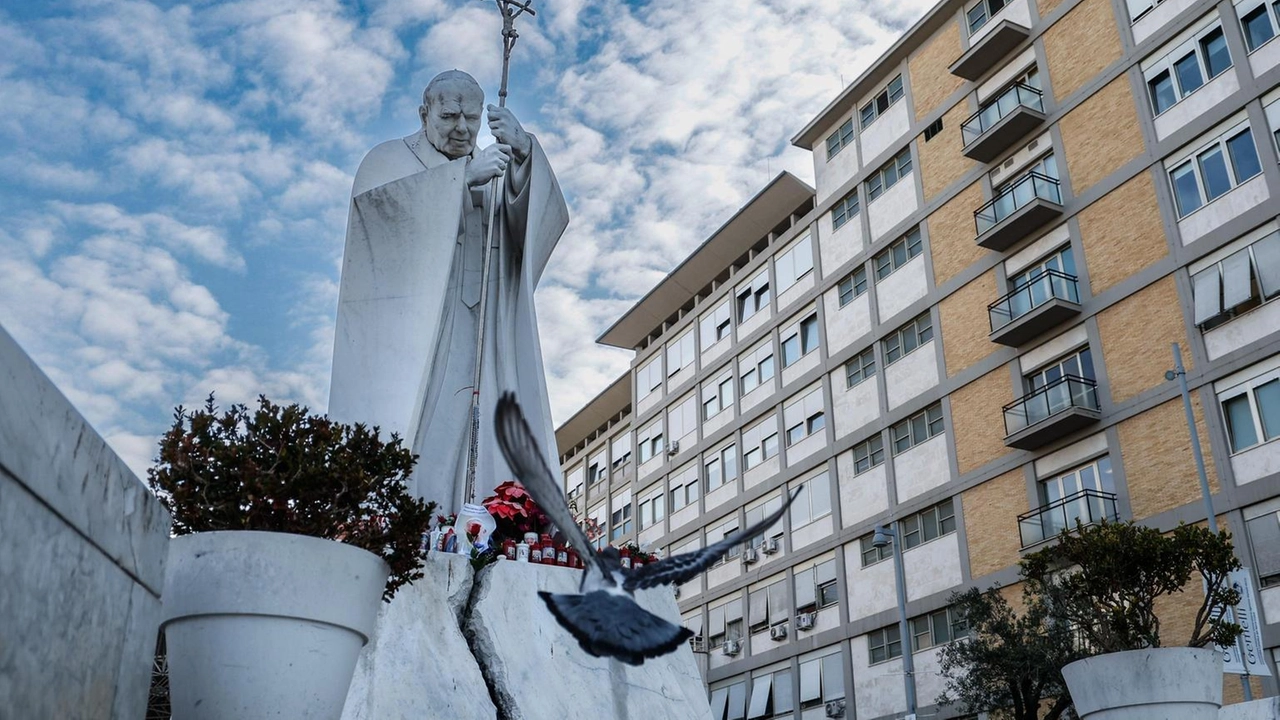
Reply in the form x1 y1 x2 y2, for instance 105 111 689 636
329 70 568 511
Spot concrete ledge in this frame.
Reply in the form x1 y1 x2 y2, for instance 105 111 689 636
1219 697 1280 719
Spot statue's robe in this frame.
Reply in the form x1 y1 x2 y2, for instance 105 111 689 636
329 129 568 510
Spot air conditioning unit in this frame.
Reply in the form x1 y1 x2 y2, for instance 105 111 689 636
795 612 816 631
761 537 780 555
722 638 742 656
769 623 788 641
667 440 680 456
742 547 759 565
824 699 846 718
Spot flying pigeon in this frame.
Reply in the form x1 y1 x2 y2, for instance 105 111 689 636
493 392 802 665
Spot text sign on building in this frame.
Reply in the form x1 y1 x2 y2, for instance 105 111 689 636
1221 569 1270 677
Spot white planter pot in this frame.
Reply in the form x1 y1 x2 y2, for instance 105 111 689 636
161 531 389 720
1061 647 1222 720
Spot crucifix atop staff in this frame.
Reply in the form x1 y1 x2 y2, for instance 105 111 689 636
329 0 569 514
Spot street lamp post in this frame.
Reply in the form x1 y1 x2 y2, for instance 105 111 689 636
874 524 917 719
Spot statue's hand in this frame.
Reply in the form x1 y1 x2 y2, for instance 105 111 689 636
487 105 532 163
466 144 512 187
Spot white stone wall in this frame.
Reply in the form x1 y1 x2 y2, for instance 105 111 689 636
838 458 890 529
886 340 940 410
893 434 952 503
868 176 919 243
875 255 929 325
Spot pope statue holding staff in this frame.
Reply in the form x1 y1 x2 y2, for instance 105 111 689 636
329 67 568 512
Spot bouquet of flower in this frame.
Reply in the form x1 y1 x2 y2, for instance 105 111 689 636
482 480 548 539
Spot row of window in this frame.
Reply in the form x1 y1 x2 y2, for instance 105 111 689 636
708 651 842 720
859 497 957 566
868 605 970 664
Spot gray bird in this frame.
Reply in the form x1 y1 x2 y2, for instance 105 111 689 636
493 392 802 665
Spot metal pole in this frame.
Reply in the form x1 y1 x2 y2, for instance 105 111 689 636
886 528 917 717
1169 342 1252 700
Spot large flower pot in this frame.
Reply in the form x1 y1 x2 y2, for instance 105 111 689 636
1061 647 1222 720
160 531 389 720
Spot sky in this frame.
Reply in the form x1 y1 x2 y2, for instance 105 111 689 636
0 0 935 479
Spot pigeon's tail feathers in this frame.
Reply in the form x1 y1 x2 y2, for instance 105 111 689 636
539 590 694 666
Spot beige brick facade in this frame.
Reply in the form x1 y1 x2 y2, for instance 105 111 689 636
928 181 987 286
919 100 977 202
1037 0 1070 19
1079 172 1169 294
1059 76 1145 196
1118 398 1220 520
909 21 966 122
1043 0 1123 101
940 269 999 377
1096 275 1189 404
951 368 1014 475
963 468 1027 578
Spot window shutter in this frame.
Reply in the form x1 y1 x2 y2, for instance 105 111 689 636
816 558 837 586
768 581 789 624
1192 268 1222 325
709 605 726 637
1246 513 1280 580
1222 248 1255 310
727 682 748 720
821 652 846 700
709 688 729 720
804 387 824 418
799 658 822 704
1253 232 1280 298
746 675 773 719
725 597 744 623
795 567 817 609
748 588 769 628
684 613 704 639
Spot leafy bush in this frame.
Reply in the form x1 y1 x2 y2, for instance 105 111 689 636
147 395 436 601
1021 520 1243 652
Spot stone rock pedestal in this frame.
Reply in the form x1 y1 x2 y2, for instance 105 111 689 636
1219 697 1280 719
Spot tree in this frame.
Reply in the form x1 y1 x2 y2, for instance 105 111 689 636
937 585 1084 720
1021 520 1243 652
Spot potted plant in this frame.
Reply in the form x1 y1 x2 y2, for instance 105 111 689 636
148 395 435 720
1021 520 1244 720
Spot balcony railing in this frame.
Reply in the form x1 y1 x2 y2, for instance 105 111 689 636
1004 375 1101 449
1018 489 1119 547
961 82 1045 149
975 171 1062 235
988 269 1080 343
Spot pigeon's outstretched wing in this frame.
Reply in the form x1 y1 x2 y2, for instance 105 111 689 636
624 488 802 593
539 590 694 666
494 393 597 564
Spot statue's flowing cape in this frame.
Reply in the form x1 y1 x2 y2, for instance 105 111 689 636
329 137 567 506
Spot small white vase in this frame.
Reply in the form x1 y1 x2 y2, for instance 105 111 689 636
160 531 389 720
1062 646 1222 720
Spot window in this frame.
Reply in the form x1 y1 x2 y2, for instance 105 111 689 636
740 341 776 395
799 652 845 708
909 606 971 651
610 497 632 540
667 330 696 379
860 75 904 128
883 312 933 365
900 498 957 549
718 517 743 561
703 370 736 420
852 434 885 475
610 433 632 469
1244 508 1280 588
743 415 779 470
844 347 877 389
748 580 787 633
1006 245 1076 316
587 450 606 485
745 668 793 719
994 152 1058 197
744 495 784 551
789 472 833 526
866 147 913 202
1144 23 1233 116
708 599 744 647
1219 367 1280 453
781 313 819 367
737 270 771 322
1191 231 1280 329
637 420 664 464
837 266 868 306
860 534 891 566
1168 124 1263 217
826 118 855 160
775 234 815 293
967 0 1008 34
1025 348 1095 393
832 189 860 231
874 227 923 280
670 465 700 510
667 395 697 444
565 466 584 505
637 356 663 399
923 116 944 141
639 491 666 529
1034 456 1116 540
891 403 945 455
700 299 732 349
868 624 903 664
705 444 739 491
784 387 826 447
1238 0 1280 52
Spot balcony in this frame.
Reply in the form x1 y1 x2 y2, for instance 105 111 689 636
974 172 1063 251
1018 489 1119 547
988 270 1081 346
949 20 1031 80
961 83 1046 163
1003 375 1101 450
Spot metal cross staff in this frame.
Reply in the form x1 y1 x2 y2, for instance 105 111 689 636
463 0 536 505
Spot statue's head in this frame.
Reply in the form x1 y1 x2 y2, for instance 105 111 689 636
420 70 485 160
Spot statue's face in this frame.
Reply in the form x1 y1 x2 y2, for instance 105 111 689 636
421 82 484 160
